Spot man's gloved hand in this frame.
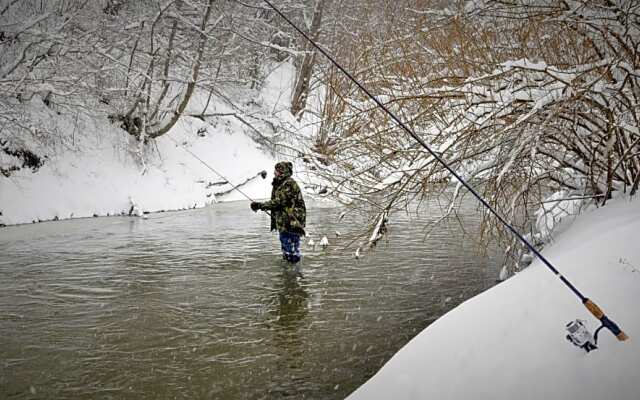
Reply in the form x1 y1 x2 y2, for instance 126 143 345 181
250 202 262 212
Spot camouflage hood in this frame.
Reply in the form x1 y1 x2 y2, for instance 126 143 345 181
275 161 293 177
273 161 293 185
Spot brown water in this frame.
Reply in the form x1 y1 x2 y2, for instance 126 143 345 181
0 200 500 399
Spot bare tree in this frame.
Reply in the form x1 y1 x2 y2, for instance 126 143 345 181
0 0 306 174
290 0 325 118
305 0 640 260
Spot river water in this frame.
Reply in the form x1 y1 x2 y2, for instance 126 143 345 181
0 200 500 399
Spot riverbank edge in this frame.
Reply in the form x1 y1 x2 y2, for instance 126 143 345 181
347 195 640 400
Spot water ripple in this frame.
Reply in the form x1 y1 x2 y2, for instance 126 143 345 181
0 200 500 400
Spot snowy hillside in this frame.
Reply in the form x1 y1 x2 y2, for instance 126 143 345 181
347 196 640 400
0 62 314 226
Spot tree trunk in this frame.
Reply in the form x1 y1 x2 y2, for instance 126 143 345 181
290 0 324 119
147 0 215 139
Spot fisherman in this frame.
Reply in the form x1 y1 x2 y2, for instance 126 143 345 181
251 161 306 263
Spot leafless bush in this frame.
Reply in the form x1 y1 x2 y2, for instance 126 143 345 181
308 0 640 256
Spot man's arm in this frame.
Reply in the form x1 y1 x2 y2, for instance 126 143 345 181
258 181 293 211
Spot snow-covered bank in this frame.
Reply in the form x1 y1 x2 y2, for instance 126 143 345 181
0 62 314 226
348 197 640 400
0 108 275 225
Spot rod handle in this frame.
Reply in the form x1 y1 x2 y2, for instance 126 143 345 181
583 298 604 318
583 299 629 341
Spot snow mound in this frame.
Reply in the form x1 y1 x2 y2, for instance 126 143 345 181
348 196 640 400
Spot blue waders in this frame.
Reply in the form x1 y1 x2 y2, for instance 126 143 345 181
279 231 301 263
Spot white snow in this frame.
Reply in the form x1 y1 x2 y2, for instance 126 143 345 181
348 196 640 400
0 61 310 226
535 191 586 240
0 105 275 225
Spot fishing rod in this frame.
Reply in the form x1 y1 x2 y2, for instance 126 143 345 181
262 0 628 342
167 135 270 213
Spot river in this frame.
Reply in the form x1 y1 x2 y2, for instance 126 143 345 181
0 199 500 399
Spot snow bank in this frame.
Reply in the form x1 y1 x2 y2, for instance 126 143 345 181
0 105 275 225
0 62 309 226
348 197 640 400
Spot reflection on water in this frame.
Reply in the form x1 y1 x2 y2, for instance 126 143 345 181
267 266 309 398
0 200 500 399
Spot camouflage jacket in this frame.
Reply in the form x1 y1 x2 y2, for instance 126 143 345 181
260 173 306 235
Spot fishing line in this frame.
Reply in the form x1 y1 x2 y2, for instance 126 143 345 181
261 0 628 342
167 135 270 215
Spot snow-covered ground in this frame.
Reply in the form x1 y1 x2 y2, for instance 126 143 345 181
348 196 640 400
0 61 316 226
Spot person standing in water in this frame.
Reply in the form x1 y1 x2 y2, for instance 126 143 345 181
251 161 306 263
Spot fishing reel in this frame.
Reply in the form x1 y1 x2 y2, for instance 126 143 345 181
565 319 599 353
565 299 629 353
